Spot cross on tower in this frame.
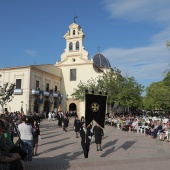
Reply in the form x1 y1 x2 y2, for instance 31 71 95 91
97 45 102 53
73 15 78 23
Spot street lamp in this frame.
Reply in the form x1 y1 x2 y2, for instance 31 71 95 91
25 104 27 115
21 101 23 112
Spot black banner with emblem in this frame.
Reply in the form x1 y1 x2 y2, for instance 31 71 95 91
85 93 107 129
49 90 53 104
38 90 44 104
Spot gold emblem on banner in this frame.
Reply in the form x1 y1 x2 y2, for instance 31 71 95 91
91 102 99 112
39 94 43 100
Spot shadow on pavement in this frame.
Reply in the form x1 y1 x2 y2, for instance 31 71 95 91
25 151 83 170
38 142 76 155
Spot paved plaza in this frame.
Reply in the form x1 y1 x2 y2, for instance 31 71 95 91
24 117 170 170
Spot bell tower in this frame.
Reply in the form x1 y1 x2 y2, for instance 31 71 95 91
60 22 88 61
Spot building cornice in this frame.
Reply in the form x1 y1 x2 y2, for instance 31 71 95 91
30 67 61 81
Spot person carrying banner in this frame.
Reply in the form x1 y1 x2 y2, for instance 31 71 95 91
93 123 104 151
80 122 92 158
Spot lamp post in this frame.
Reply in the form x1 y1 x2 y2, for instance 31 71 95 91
25 104 27 115
21 101 23 112
66 94 68 112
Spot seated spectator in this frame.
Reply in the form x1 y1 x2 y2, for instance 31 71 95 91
166 122 170 142
145 121 154 136
0 120 24 170
160 123 167 141
0 119 27 161
129 119 138 132
107 117 112 126
151 121 162 138
0 149 24 170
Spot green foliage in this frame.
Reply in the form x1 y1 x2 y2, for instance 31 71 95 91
72 68 144 111
163 71 170 86
143 76 170 111
166 40 170 48
117 76 144 108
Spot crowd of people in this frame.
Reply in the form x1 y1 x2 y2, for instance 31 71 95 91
0 111 41 170
46 111 105 159
2 109 169 169
105 112 170 141
73 116 104 158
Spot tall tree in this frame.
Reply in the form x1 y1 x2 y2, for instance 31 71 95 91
72 68 144 113
166 40 170 48
144 81 170 111
117 76 144 112
0 83 15 114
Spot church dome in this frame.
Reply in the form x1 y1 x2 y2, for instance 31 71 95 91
92 53 111 68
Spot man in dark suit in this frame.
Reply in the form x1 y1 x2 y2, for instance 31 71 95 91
80 122 92 158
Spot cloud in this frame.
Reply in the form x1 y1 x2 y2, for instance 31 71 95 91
101 0 170 88
24 50 38 57
102 31 170 87
102 0 170 24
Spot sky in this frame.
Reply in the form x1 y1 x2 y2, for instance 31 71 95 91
0 0 170 91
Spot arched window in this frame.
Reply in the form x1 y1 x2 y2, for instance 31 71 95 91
69 42 73 51
76 41 79 50
73 30 76 35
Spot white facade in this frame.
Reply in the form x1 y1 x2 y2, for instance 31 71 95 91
0 65 61 115
56 22 107 117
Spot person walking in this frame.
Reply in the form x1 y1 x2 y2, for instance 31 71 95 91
80 116 85 125
63 114 69 132
52 111 55 121
80 122 92 158
93 123 104 151
48 112 52 121
74 116 81 138
58 112 62 127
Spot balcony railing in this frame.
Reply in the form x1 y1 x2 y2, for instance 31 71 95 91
31 89 59 98
14 89 23 95
31 89 39 95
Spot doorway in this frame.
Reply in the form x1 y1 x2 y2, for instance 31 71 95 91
44 100 50 117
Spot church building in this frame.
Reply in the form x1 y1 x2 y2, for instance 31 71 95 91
0 21 112 117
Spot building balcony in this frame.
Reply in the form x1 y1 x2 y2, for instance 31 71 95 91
31 89 60 98
14 89 23 95
44 91 49 96
53 92 58 97
31 89 39 95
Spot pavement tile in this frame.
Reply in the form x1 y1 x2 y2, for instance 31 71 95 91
24 117 170 170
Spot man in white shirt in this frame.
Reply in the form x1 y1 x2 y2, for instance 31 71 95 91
18 116 33 161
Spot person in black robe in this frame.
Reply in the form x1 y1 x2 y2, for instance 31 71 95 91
63 114 69 132
57 112 62 128
93 123 104 151
80 122 92 158
80 116 85 125
74 116 81 138
32 120 40 156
